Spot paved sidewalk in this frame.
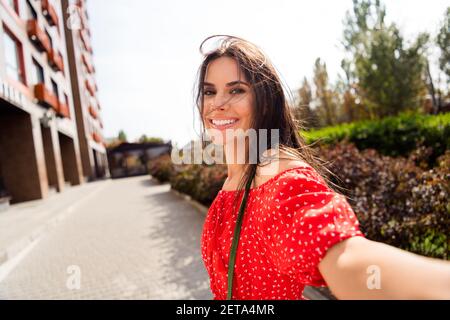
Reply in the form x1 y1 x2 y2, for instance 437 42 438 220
0 175 330 300
0 176 212 299
0 180 109 266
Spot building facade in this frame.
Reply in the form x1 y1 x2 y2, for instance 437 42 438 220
0 0 107 204
62 0 108 181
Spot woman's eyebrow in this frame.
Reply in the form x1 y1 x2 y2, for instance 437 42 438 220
203 80 250 87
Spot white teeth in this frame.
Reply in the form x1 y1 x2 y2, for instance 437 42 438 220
211 119 237 126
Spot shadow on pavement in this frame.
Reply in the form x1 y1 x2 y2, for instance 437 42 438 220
143 189 212 300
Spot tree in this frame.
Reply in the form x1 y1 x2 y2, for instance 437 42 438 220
422 7 449 114
337 61 371 122
118 130 127 142
313 58 338 127
335 76 357 123
138 135 164 144
342 0 429 118
138 134 148 143
425 59 440 114
436 7 450 82
293 77 318 129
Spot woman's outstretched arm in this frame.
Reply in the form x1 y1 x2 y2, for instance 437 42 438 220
318 236 450 299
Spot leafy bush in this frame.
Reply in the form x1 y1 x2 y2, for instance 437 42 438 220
303 112 450 168
192 165 228 206
148 153 228 206
169 164 227 206
147 154 174 182
169 164 203 196
147 141 448 259
316 142 449 259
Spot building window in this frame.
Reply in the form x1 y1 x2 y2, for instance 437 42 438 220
64 93 71 117
7 0 19 15
32 58 44 85
64 93 69 105
51 79 58 98
2 28 26 84
26 0 37 19
45 29 53 49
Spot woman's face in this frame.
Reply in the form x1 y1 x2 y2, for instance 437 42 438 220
202 56 254 145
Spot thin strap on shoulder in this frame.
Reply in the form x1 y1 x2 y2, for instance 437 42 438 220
227 168 255 300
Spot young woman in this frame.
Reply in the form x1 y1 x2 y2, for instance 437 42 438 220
197 35 450 300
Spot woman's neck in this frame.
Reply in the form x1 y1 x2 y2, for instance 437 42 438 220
224 141 281 180
224 138 248 180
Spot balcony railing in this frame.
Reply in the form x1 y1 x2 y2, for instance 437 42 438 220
81 54 94 74
88 105 98 119
79 30 92 52
34 83 58 111
42 0 59 27
48 49 64 73
57 101 70 118
27 19 51 53
85 79 95 97
92 132 102 143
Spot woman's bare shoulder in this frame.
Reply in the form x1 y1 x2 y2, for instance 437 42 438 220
255 149 311 187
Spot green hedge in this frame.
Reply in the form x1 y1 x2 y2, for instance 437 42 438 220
147 154 174 182
147 143 449 260
170 164 227 206
315 142 449 260
302 112 450 167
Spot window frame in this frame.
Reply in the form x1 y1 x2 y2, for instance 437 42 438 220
7 0 20 15
2 25 27 85
50 78 59 99
26 0 38 20
31 57 45 85
45 28 53 49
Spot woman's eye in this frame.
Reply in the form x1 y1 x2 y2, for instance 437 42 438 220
231 88 245 94
203 90 215 96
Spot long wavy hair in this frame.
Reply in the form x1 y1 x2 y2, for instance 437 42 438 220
194 35 344 213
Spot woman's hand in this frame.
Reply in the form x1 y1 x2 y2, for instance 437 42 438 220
318 236 450 299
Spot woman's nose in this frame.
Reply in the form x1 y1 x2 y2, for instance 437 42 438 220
212 92 229 109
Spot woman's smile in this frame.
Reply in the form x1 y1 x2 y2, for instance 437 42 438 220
207 118 240 130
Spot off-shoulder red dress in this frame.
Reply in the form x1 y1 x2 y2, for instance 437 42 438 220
201 165 366 300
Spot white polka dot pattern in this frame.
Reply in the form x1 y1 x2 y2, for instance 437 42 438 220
200 165 365 300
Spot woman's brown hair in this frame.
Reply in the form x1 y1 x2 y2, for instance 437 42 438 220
194 35 345 213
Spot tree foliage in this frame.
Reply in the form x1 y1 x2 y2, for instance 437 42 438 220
293 77 318 129
118 129 127 142
138 135 164 144
341 0 429 118
436 7 450 82
313 58 339 126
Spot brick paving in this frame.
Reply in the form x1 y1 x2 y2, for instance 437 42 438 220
0 176 212 299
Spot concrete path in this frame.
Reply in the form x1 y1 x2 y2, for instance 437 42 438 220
0 176 212 299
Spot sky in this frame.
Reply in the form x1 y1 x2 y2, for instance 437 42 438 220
85 0 449 148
